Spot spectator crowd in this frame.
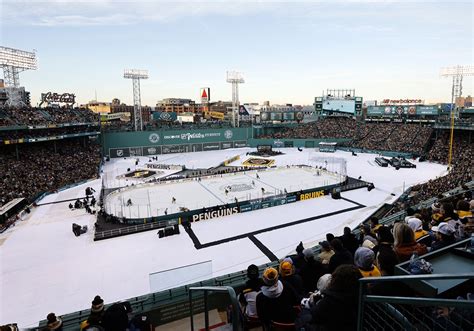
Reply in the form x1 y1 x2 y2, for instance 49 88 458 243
0 106 99 127
259 117 433 155
0 139 101 207
236 192 473 330
390 130 473 213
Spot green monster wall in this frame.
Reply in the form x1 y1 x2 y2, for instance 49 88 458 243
103 128 252 158
102 127 352 158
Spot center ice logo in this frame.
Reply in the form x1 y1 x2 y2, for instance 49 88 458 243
219 183 253 192
224 130 233 139
149 133 160 144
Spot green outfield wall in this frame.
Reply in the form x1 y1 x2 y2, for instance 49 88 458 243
103 128 252 158
102 128 353 158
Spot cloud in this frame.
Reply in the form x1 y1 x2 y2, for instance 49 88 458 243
1 1 276 27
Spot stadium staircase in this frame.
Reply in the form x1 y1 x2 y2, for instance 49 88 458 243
38 109 52 120
421 130 439 159
31 182 473 331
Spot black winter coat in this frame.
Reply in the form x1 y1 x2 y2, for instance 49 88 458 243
341 233 359 256
256 284 298 326
299 258 326 294
309 289 359 331
281 273 305 299
328 250 353 273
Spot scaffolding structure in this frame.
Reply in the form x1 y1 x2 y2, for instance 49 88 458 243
124 69 149 131
226 71 245 127
440 65 474 167
0 46 37 106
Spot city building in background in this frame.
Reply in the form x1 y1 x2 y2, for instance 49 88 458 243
156 98 202 114
111 100 152 124
86 100 111 113
456 95 473 108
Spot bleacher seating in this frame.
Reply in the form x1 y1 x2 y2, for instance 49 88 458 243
259 117 433 155
0 106 99 127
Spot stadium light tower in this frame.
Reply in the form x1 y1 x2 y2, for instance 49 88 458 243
226 71 245 127
0 46 37 106
124 69 149 131
440 65 474 168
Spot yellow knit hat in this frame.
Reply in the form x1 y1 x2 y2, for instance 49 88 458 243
262 267 279 286
279 261 293 277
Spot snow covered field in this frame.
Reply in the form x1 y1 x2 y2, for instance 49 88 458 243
0 148 447 327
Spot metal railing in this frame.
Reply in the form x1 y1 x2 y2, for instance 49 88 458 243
357 274 474 331
189 286 242 331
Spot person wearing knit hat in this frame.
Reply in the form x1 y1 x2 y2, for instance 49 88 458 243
360 224 378 246
238 264 263 319
302 248 314 260
407 218 430 243
354 247 381 278
296 241 304 254
246 264 259 280
316 274 332 292
431 202 441 214
262 267 279 286
46 313 63 331
91 295 104 313
279 261 293 277
82 295 105 329
431 222 456 251
256 267 299 328
407 218 422 232
279 260 305 298
292 242 306 274
282 256 293 264
300 274 332 309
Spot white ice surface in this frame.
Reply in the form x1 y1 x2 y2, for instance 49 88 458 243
105 167 341 218
0 148 447 327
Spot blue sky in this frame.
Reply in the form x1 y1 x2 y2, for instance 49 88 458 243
1 1 473 106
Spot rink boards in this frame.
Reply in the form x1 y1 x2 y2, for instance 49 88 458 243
104 166 343 221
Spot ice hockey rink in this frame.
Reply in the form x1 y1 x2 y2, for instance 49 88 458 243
105 166 342 218
0 148 448 327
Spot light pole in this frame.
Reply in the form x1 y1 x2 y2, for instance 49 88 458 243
440 65 474 168
226 71 245 127
124 69 149 131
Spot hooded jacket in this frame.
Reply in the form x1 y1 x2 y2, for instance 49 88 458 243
256 280 298 325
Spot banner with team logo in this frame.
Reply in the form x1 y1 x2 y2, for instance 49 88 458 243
367 105 439 116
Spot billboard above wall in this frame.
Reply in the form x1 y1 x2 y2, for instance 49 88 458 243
367 105 438 116
153 111 178 121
